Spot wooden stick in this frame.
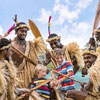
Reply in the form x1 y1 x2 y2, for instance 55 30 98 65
16 76 55 100
53 70 83 85
92 0 100 37
65 48 73 67
50 57 57 68
11 45 36 66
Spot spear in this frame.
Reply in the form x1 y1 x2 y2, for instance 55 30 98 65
92 0 100 37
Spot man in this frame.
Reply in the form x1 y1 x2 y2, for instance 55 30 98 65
46 33 83 74
82 48 97 76
89 27 100 50
0 38 17 100
11 22 47 89
66 48 99 100
95 27 100 48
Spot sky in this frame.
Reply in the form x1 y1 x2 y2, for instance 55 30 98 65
0 0 99 48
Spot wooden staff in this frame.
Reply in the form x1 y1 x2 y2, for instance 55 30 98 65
92 0 100 37
11 45 36 66
29 19 58 68
53 70 83 85
65 48 73 67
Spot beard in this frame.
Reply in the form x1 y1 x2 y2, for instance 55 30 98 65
16 36 26 46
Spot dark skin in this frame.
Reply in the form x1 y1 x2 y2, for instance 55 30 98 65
66 90 87 100
49 39 63 50
66 80 93 100
70 55 79 74
82 54 97 76
83 54 96 69
0 48 30 98
95 32 100 41
48 39 79 74
11 27 28 67
0 49 9 61
89 38 95 48
89 32 100 49
66 54 96 100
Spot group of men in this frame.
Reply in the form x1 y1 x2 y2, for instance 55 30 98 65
0 19 100 100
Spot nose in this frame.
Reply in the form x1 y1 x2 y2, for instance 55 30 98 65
23 31 26 34
84 58 88 63
58 58 62 62
52 44 56 49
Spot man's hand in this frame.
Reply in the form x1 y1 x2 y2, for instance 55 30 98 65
66 90 87 100
81 82 87 88
46 51 51 60
89 37 95 47
82 68 88 77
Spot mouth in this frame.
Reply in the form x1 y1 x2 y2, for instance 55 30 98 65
58 62 62 65
85 62 91 67
20 35 26 39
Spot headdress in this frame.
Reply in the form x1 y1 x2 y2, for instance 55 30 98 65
82 48 98 57
4 24 15 37
3 15 30 37
46 16 61 42
46 33 61 42
14 22 30 31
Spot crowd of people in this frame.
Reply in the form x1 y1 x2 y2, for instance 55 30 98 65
0 18 100 100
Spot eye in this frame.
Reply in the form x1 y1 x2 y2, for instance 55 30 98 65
50 43 53 46
54 42 57 45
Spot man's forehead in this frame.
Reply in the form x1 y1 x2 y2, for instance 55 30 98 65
49 39 58 43
19 27 28 31
83 53 92 57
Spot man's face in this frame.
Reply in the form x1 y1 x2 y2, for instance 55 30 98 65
55 54 65 66
16 27 28 40
49 39 61 50
83 54 96 68
95 32 100 41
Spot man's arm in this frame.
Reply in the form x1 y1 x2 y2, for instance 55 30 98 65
84 80 93 91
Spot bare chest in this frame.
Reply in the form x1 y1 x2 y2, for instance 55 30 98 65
11 42 26 67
